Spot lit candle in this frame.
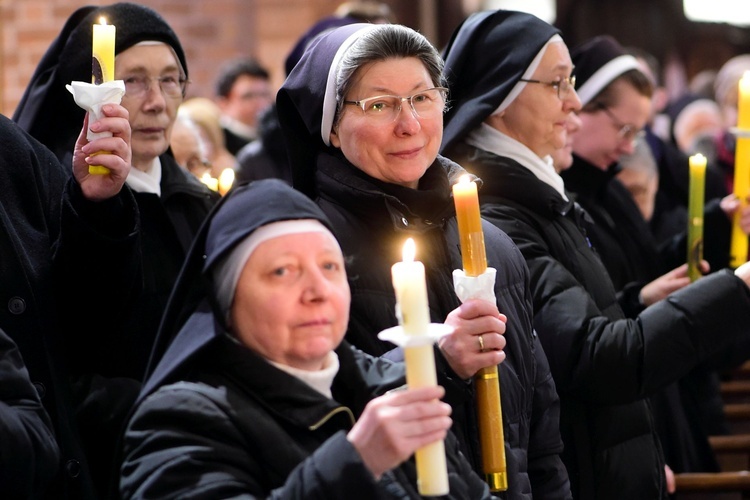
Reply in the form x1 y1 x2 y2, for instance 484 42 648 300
218 167 235 196
453 176 488 277
89 17 116 175
731 71 750 268
92 17 115 85
687 154 706 281
200 172 219 192
452 175 507 492
391 238 449 496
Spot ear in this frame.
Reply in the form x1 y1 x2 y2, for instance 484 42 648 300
330 126 341 148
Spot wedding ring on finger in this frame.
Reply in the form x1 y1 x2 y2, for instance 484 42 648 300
478 334 485 352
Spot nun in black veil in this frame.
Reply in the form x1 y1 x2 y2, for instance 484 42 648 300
119 178 492 499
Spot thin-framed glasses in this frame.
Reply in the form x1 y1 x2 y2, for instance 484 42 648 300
343 87 448 123
596 104 645 143
123 73 189 99
519 75 576 100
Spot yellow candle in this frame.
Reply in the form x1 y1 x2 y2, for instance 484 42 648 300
200 172 219 192
451 175 507 492
453 175 488 276
731 72 750 267
391 238 449 496
89 17 116 175
218 167 235 196
687 154 706 281
92 17 115 84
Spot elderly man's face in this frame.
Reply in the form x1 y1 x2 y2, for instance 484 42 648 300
117 43 184 171
231 231 350 371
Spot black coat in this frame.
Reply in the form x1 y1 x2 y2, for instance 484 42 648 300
0 326 60 498
448 144 750 499
0 114 140 499
313 151 571 500
121 332 492 499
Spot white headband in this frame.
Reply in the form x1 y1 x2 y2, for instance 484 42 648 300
212 219 339 322
575 54 641 106
492 34 563 116
321 25 378 146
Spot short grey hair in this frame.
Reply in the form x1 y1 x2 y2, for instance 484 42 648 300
334 24 445 123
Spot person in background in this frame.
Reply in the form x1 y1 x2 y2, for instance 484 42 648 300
276 22 570 498
616 135 660 222
1 93 135 498
215 57 273 155
12 3 219 494
171 112 212 178
120 179 493 499
179 96 239 177
440 10 750 498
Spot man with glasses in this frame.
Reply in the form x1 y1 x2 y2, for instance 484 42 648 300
13 4 218 496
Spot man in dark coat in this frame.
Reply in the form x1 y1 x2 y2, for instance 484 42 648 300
441 10 750 499
0 100 136 500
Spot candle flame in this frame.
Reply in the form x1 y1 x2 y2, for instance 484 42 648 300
218 167 235 196
402 238 416 263
99 17 108 26
457 174 470 185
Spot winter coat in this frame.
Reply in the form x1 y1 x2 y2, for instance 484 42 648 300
121 333 492 499
312 150 571 499
0 326 60 498
0 114 140 499
448 144 750 499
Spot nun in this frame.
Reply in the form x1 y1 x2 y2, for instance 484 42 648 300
119 179 492 499
441 10 750 499
276 21 571 498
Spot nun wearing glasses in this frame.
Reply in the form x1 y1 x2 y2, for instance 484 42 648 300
276 22 570 498
441 10 750 499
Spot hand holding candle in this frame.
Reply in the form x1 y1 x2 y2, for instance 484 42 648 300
731 72 750 267
391 238 449 496
452 175 507 492
687 153 706 281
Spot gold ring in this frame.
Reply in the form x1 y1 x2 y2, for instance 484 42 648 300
478 334 485 352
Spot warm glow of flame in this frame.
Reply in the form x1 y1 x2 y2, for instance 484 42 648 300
457 174 470 185
402 238 416 263
99 16 108 25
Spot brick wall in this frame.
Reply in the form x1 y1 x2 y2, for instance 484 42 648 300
0 0 344 116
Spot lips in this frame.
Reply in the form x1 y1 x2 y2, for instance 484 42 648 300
391 146 422 158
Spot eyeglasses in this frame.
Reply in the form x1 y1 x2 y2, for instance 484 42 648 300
519 75 576 100
123 73 189 99
343 87 448 123
596 104 645 143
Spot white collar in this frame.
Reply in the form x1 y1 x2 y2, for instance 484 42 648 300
125 156 162 196
268 351 340 399
466 123 568 201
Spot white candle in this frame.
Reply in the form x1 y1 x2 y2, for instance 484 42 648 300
391 238 449 496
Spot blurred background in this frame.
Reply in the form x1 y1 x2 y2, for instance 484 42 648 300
1 0 749 116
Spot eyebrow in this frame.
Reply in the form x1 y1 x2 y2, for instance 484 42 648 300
362 81 432 96
118 64 181 74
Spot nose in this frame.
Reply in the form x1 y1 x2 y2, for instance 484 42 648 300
301 268 332 303
566 88 582 112
393 101 421 134
142 79 167 110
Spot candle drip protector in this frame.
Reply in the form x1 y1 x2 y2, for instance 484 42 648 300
452 267 497 304
66 80 125 142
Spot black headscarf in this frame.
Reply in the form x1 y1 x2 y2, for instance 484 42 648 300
440 10 560 154
284 15 360 76
569 35 641 106
276 23 379 197
13 2 187 163
142 178 335 399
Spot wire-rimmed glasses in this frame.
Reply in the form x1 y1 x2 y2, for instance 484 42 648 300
519 75 576 100
123 73 189 99
596 104 645 144
343 87 448 123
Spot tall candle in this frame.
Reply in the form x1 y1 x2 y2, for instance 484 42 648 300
451 175 507 492
453 176 488 277
687 154 706 281
391 238 449 496
89 17 116 175
92 17 115 84
730 72 750 268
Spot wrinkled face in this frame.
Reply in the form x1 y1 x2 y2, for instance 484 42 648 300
170 120 209 177
330 57 443 189
574 80 652 170
231 232 350 371
117 44 183 171
218 75 272 129
551 111 582 172
487 41 580 159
